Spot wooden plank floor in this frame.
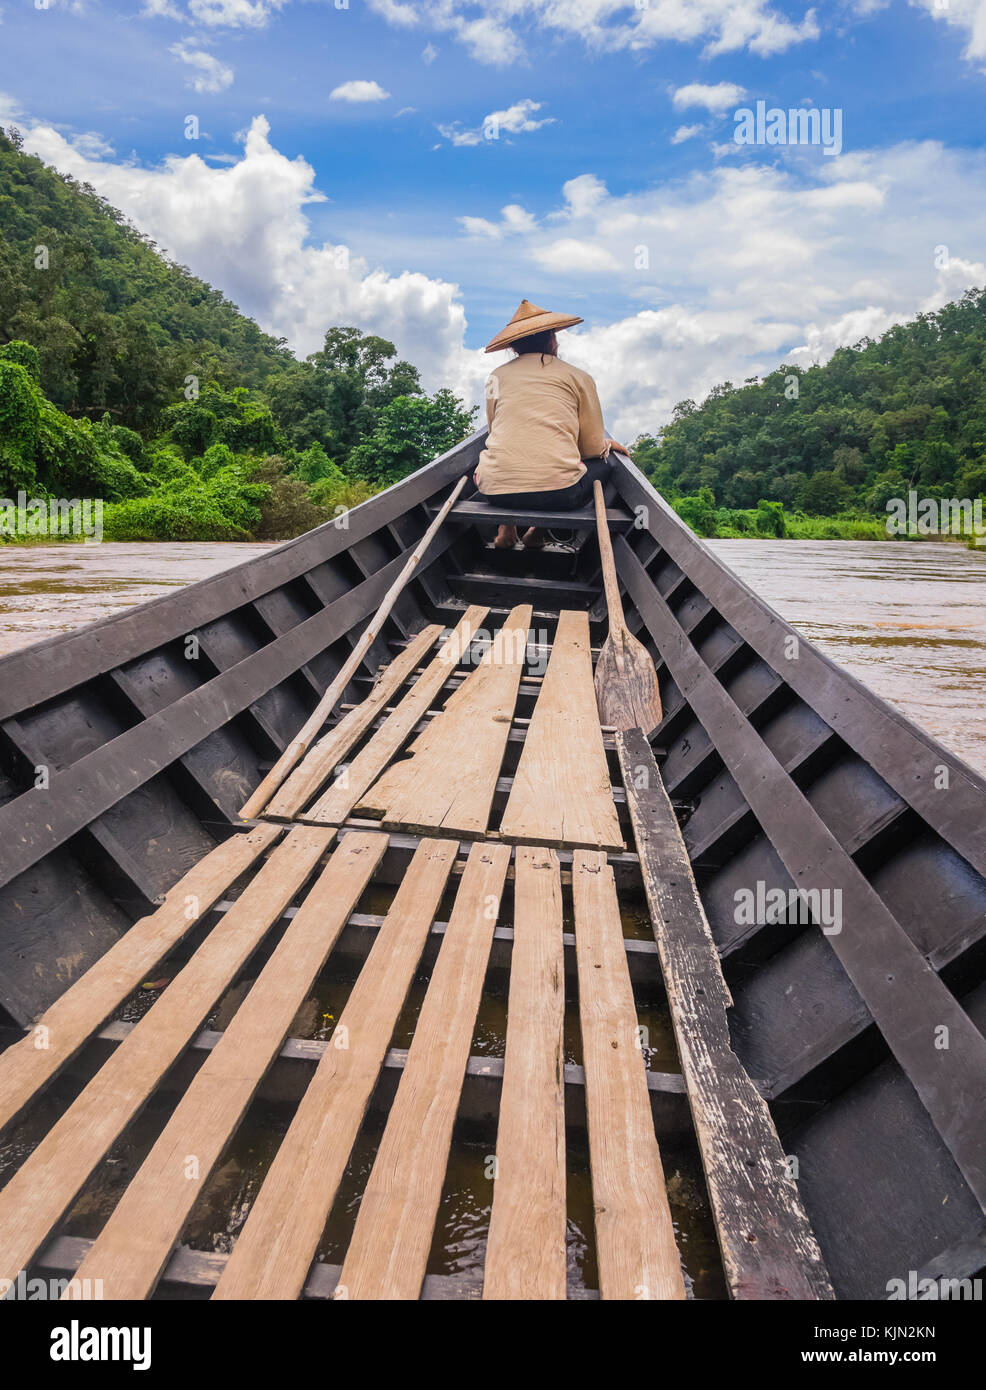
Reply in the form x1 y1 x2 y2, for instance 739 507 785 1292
0 607 789 1303
0 825 336 1286
300 605 488 826
572 849 686 1300
214 837 459 1300
499 610 625 852
355 605 532 837
266 625 443 819
483 846 567 1300
337 840 512 1299
65 833 388 1301
0 823 281 1136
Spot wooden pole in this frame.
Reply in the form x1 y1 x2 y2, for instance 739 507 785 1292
594 479 628 638
239 475 468 820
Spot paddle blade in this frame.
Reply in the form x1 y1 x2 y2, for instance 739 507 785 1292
594 630 663 733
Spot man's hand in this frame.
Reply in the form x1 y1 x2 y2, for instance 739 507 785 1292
606 438 631 457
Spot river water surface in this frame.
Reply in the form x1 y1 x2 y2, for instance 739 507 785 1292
708 539 986 776
1 537 985 775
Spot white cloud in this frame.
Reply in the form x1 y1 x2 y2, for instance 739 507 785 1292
71 131 116 158
0 91 26 126
144 0 285 24
329 80 391 103
170 42 235 92
672 81 747 113
531 238 621 273
421 41 438 62
141 0 184 17
365 0 820 64
459 203 539 237
671 123 705 144
439 98 553 146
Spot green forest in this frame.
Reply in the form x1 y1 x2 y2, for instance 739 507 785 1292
2 122 985 545
634 287 986 540
0 125 475 541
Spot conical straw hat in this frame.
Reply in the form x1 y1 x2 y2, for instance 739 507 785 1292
484 298 583 353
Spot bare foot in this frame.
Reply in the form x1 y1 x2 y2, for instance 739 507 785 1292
495 525 519 548
522 527 546 549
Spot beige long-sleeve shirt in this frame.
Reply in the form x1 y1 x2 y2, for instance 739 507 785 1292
475 353 608 495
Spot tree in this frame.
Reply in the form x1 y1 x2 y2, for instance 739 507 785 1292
266 327 425 456
797 470 851 516
347 390 477 487
674 487 718 537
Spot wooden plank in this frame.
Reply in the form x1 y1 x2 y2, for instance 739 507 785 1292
617 728 833 1300
266 625 443 819
213 837 460 1300
499 610 624 852
356 605 531 837
483 846 566 1300
0 825 335 1285
615 537 986 1211
305 606 488 826
66 832 388 1300
0 823 282 1137
571 849 685 1300
336 840 513 1300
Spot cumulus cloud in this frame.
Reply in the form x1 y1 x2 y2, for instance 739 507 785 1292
671 123 705 144
438 98 553 146
459 203 539 237
672 81 747 113
329 80 391 103
170 42 235 92
366 0 820 64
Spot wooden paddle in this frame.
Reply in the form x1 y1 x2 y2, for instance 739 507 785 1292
239 474 468 820
592 478 663 733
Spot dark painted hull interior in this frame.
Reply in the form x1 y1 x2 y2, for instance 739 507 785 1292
1 429 985 1300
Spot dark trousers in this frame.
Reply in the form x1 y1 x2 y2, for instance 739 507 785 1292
478 456 611 512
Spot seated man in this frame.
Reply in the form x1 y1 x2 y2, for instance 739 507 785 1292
473 298 627 548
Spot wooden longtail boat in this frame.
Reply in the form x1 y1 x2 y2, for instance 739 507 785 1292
0 427 984 1301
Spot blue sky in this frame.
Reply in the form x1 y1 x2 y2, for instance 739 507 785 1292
2 0 986 435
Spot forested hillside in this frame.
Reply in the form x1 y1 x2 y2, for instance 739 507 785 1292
0 126 475 540
633 288 986 537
